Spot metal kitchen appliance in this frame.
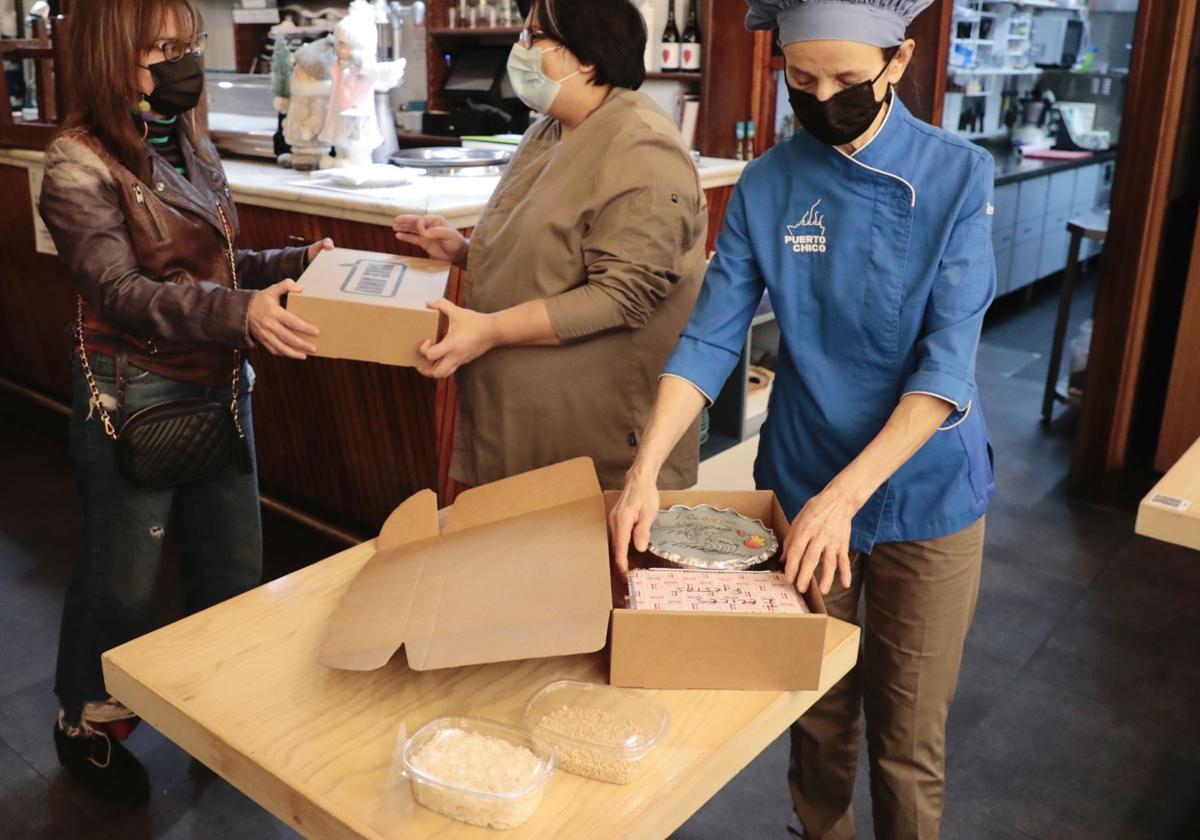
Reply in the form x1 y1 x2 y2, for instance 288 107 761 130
1052 101 1112 151
388 146 513 176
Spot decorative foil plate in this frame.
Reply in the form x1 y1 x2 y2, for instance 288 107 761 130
648 505 779 571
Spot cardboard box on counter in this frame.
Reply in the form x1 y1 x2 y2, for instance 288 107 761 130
318 458 858 691
287 247 450 368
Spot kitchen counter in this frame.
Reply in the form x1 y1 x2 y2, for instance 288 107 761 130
0 144 745 534
1137 436 1200 552
980 142 1119 186
0 147 747 230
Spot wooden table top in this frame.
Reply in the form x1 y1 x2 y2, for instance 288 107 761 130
1137 436 1200 552
102 539 859 840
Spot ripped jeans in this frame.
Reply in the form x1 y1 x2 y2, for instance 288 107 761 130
55 352 263 727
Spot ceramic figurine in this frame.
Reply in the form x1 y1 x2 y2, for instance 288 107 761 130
281 35 337 171
317 0 405 169
270 35 293 164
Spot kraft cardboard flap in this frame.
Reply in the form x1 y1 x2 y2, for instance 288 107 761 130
319 459 612 672
609 609 829 691
445 456 601 533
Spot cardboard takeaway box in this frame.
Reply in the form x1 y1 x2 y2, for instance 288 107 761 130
318 458 859 690
287 247 450 367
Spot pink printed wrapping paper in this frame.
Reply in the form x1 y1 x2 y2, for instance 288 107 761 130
626 569 810 614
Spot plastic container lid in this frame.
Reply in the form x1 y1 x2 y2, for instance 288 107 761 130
523 680 669 761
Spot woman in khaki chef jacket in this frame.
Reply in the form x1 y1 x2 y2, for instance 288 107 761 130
394 0 707 490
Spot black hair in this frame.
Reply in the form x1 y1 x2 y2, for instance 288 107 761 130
528 0 647 90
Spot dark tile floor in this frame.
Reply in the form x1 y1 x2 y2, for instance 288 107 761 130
3 269 1199 839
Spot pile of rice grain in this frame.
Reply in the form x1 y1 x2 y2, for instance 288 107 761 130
409 729 544 829
538 706 646 784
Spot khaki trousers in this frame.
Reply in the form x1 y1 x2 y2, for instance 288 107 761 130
790 517 985 840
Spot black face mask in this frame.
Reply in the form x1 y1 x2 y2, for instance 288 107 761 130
146 53 204 117
788 62 890 147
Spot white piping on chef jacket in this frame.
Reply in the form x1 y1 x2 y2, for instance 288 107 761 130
660 373 715 406
904 391 972 430
834 88 917 208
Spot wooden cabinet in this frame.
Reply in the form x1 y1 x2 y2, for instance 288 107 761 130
423 1 757 159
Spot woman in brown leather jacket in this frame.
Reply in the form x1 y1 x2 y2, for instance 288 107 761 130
37 0 330 801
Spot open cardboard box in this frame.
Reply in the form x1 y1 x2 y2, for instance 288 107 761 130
319 458 858 690
287 247 450 367
605 489 858 691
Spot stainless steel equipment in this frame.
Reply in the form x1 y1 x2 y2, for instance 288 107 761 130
388 146 513 176
205 72 280 159
1030 11 1084 69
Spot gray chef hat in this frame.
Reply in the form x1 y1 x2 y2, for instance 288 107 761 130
746 0 936 48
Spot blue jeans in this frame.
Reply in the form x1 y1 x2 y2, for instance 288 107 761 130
55 352 263 726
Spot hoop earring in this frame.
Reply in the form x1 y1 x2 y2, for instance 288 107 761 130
140 120 148 140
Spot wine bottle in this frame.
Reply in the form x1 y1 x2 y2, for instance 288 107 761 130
681 1 702 72
660 2 681 72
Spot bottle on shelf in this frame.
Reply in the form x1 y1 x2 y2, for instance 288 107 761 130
637 1 656 73
746 121 756 160
681 1 702 72
735 121 746 161
660 2 681 72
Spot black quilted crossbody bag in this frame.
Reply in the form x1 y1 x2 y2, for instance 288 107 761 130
76 203 253 489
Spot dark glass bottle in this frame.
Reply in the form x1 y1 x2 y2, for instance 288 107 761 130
681 2 702 72
660 3 681 71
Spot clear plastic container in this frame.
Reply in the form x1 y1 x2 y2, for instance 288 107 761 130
523 680 669 784
401 717 555 830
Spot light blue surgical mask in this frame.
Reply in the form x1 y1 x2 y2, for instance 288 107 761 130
506 42 580 114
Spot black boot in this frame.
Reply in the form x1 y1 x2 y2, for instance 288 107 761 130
53 720 150 802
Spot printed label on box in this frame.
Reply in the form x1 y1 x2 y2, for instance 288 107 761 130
339 259 408 298
1148 494 1192 513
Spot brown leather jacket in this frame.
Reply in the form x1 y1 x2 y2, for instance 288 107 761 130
38 123 308 385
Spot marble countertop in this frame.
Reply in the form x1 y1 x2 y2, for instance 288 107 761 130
0 147 746 230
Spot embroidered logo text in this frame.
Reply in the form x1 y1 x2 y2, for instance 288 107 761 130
785 199 827 254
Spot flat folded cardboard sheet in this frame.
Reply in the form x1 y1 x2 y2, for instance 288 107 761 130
319 457 613 672
606 489 858 692
287 247 450 367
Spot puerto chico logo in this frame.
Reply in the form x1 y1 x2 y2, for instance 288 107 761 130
785 199 827 254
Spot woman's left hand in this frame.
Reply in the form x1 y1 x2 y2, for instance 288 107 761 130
417 299 497 379
306 237 334 265
782 487 858 596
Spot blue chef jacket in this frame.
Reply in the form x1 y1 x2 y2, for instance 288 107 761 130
664 93 996 554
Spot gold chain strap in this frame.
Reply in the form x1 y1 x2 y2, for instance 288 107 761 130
75 200 246 442
76 296 118 440
215 203 247 443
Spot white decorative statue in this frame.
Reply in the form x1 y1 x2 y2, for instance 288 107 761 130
318 0 405 169
281 35 337 171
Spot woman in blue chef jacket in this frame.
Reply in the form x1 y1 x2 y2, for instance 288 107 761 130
612 2 996 838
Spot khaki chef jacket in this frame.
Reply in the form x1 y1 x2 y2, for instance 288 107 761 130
451 88 707 490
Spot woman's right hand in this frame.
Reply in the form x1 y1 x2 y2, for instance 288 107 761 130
248 279 320 359
393 214 470 267
609 466 661 575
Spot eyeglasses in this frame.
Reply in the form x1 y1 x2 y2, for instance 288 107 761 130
148 32 207 63
518 27 550 50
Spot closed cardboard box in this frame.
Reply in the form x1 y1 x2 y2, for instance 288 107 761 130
287 247 450 367
318 458 859 691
